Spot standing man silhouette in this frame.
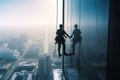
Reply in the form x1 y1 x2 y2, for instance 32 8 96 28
55 24 70 57
70 24 82 55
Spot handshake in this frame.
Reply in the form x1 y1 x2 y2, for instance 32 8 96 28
55 35 72 44
64 35 72 38
69 36 72 38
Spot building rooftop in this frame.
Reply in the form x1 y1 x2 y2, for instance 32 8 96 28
11 70 33 80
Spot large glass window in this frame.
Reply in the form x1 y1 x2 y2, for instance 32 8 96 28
64 0 109 80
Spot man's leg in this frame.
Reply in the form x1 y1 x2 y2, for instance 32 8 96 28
58 43 62 57
72 41 76 55
63 42 66 54
62 42 69 55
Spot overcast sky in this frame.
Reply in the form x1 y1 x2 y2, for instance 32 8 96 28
0 0 109 40
0 0 60 28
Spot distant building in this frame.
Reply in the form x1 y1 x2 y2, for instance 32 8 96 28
10 70 33 80
0 63 12 72
38 55 51 80
8 38 21 49
18 34 27 42
0 48 20 61
53 69 63 80
0 62 12 79
24 42 40 59
15 59 38 72
11 59 38 80
8 34 28 54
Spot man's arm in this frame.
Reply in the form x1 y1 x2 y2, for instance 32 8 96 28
64 30 70 38
64 35 67 38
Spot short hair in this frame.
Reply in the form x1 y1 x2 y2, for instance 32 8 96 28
59 24 63 28
74 24 78 27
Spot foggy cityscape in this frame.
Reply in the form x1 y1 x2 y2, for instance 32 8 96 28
0 24 107 80
0 0 108 80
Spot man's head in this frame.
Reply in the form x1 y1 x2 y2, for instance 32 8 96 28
59 24 64 29
74 24 78 28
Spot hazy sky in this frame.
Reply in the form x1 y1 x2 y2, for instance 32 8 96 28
0 0 61 28
0 0 63 40
0 0 109 40
0 0 109 28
